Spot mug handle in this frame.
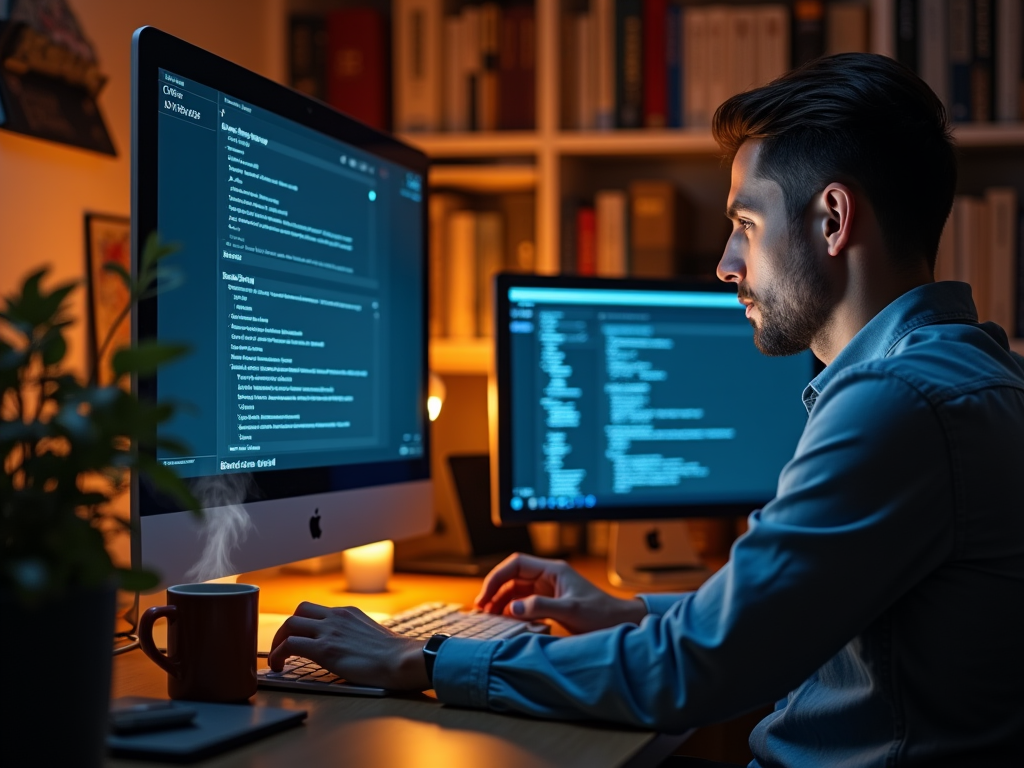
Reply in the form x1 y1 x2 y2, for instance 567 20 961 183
138 605 180 678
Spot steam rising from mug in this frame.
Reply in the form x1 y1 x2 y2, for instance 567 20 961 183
185 474 256 582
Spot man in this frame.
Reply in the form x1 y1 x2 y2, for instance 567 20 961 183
270 54 1024 765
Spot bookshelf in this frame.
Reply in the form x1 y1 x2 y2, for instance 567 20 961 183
280 1 1024 370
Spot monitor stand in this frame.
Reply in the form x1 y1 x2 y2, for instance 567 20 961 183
606 521 711 592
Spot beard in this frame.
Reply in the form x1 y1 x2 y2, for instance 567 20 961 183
738 229 835 357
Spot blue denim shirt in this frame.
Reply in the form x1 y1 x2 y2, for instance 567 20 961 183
433 282 1024 766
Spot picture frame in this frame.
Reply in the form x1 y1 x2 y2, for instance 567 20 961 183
84 213 131 387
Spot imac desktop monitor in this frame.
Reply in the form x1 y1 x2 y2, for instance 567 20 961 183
494 275 817 586
131 27 432 586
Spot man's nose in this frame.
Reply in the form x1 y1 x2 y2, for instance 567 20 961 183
717 236 746 283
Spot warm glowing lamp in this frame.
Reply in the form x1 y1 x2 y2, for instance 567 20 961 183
343 540 394 593
428 372 446 421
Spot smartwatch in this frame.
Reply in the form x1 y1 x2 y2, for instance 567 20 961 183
422 633 451 686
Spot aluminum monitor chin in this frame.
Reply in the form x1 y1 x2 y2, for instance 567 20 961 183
131 27 432 587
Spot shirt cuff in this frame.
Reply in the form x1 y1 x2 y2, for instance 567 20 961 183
639 593 684 617
431 636 499 709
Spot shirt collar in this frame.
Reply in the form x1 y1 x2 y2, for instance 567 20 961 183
802 281 978 413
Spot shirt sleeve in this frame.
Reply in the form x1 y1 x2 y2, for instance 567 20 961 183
432 370 956 732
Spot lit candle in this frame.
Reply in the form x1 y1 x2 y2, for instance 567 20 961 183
343 540 394 593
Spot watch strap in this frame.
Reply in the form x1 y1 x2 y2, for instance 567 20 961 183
422 633 451 686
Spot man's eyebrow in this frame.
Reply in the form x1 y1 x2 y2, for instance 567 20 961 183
726 197 762 219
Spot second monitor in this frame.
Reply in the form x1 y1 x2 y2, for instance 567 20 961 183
493 274 817 588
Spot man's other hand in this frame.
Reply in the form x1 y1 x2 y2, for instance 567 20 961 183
268 602 430 690
474 553 647 634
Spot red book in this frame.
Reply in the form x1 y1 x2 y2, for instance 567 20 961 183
577 207 597 276
499 4 536 129
643 0 667 128
327 8 390 131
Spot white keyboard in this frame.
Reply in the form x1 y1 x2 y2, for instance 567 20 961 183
257 602 547 696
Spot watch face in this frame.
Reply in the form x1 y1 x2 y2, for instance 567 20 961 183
425 633 451 652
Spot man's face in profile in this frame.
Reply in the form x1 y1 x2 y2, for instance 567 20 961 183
718 141 835 357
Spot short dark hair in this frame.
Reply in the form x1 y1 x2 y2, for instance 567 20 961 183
713 53 957 271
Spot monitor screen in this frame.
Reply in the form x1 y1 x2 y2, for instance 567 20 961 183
494 275 816 524
132 27 432 585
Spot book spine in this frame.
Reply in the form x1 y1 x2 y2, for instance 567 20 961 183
949 0 974 122
755 5 790 87
576 13 596 130
827 2 869 55
792 0 826 67
896 0 918 69
447 211 478 339
683 7 710 127
393 0 443 132
643 0 668 128
443 16 469 131
428 193 466 337
595 190 628 277
934 211 957 283
919 0 950 109
289 15 327 101
986 187 1018 331
501 192 536 272
577 207 597 275
476 212 504 336
461 6 481 131
328 8 389 131
972 0 995 122
971 196 992 321
666 3 682 128
996 0 1022 121
617 0 644 128
628 180 676 277
595 0 617 129
520 9 536 130
499 6 535 130
705 6 731 118
561 198 580 274
730 8 758 94
478 2 501 132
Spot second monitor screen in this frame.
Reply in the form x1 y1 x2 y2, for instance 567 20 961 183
503 284 814 517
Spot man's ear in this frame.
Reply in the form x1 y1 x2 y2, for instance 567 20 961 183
820 183 855 257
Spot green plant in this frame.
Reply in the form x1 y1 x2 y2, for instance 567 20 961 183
0 234 198 603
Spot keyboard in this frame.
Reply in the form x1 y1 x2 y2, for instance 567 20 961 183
256 602 548 697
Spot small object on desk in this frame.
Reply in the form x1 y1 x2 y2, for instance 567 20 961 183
343 539 394 592
107 696 306 762
110 698 196 734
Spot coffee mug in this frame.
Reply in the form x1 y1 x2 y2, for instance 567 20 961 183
138 583 259 702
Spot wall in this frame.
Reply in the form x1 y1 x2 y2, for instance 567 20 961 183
0 0 285 371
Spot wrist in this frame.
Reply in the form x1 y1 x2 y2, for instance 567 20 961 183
397 638 432 691
620 596 648 625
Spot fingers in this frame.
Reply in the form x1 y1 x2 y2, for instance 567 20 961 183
485 577 551 616
270 615 320 654
474 552 557 609
507 595 568 622
268 634 318 671
293 601 331 619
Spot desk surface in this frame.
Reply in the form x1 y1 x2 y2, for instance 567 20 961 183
110 558 688 768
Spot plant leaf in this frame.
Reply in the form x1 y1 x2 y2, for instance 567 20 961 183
112 341 190 378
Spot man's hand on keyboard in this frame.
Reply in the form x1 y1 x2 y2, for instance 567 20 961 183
268 602 430 691
474 553 647 635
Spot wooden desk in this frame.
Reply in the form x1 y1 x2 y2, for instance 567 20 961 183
110 559 689 768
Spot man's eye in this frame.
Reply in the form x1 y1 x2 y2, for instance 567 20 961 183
739 219 753 232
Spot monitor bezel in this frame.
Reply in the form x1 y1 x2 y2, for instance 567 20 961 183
492 272 817 525
131 26 431 518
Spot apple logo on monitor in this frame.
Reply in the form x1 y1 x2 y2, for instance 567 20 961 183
645 528 661 551
310 509 322 539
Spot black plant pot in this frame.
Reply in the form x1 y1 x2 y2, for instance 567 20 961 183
1 582 116 768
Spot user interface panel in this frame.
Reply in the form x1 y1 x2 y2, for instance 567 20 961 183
499 281 815 520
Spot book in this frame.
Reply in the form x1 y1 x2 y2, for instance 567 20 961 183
499 4 536 130
289 15 327 101
478 3 501 132
617 0 644 128
428 193 466 337
972 0 995 122
629 180 677 277
577 206 597 275
501 192 536 272
705 6 731 118
576 12 597 130
461 5 482 130
643 0 668 128
953 195 990 319
919 0 949 109
996 0 1023 121
327 8 389 131
793 0 826 67
934 212 957 283
561 198 580 274
895 0 917 69
683 6 710 127
986 187 1018 332
595 0 617 129
596 190 628 277
755 5 790 87
477 211 504 336
443 15 469 131
666 2 683 127
393 0 443 132
561 12 580 129
949 0 974 122
730 7 758 95
827 2 869 55
447 210 478 339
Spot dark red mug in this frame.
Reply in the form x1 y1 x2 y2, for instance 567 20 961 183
138 583 259 702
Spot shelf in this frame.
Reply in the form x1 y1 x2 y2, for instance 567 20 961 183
399 132 540 158
555 129 721 156
952 124 1024 147
429 338 493 375
429 164 538 192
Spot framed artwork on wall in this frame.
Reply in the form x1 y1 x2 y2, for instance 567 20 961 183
84 213 131 387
